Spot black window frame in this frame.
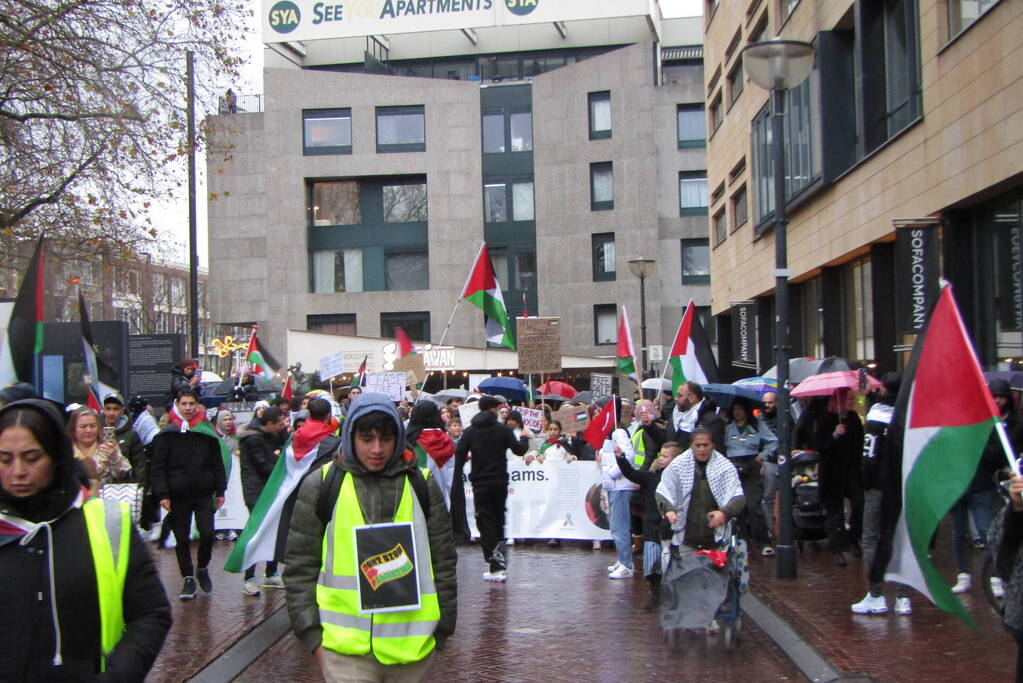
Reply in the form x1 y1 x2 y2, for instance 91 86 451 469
380 311 431 342
383 250 430 291
727 60 744 107
676 104 707 149
713 208 727 246
588 91 612 140
307 313 356 336
590 161 614 211
731 184 749 231
593 304 617 345
681 238 711 285
303 108 352 156
375 105 426 153
591 232 616 282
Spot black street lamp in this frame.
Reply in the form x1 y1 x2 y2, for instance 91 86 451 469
742 39 815 580
628 257 656 377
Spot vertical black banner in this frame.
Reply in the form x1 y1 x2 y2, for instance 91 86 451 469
997 222 1023 333
730 301 758 369
895 224 941 335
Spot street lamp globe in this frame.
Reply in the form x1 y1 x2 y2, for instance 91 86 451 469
742 39 815 91
627 257 656 279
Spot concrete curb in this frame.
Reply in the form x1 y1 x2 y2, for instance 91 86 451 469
743 592 846 682
188 606 291 683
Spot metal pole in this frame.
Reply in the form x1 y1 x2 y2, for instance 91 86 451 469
772 87 796 579
186 50 199 358
639 273 648 378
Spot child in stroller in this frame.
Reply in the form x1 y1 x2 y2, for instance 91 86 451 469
790 450 827 549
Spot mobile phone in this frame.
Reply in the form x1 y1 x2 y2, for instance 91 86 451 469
102 426 115 442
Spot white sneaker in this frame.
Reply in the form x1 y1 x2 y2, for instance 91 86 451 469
607 561 623 573
506 539 515 546
894 597 912 615
242 578 260 597
991 576 1005 599
851 593 888 614
592 540 602 550
263 574 285 589
608 565 634 579
483 570 507 582
952 573 971 594
164 534 177 549
226 530 238 541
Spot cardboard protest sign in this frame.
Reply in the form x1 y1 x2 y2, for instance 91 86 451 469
518 406 544 432
354 522 421 613
392 352 426 387
364 372 407 401
590 373 613 401
554 405 588 436
516 317 561 375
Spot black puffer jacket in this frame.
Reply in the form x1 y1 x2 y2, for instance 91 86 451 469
237 425 282 509
0 399 171 681
453 409 529 488
148 423 227 501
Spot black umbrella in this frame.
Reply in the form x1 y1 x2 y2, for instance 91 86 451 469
210 375 281 396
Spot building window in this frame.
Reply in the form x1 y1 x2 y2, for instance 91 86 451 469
677 104 706 148
312 249 364 293
594 304 617 345
590 162 614 211
681 239 710 284
592 233 616 282
709 92 723 133
510 112 533 151
381 311 430 341
588 91 611 140
513 252 536 291
948 0 998 37
483 181 534 222
312 181 360 226
385 251 429 290
303 109 352 155
376 105 425 152
483 113 505 153
662 58 704 88
861 0 922 152
731 185 748 229
843 257 874 362
382 183 428 223
307 313 356 336
713 209 727 246
728 61 744 106
679 171 708 216
801 277 825 358
750 15 769 43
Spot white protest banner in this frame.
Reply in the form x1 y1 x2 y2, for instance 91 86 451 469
216 454 249 530
518 406 544 432
319 350 344 380
458 401 480 427
462 459 612 541
364 372 407 402
468 373 489 392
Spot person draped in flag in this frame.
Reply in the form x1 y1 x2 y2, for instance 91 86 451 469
149 387 227 600
406 401 456 511
0 398 172 680
237 406 290 595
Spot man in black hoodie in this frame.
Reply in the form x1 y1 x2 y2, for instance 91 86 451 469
149 387 227 600
454 395 529 581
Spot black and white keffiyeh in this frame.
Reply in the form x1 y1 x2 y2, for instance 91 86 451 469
655 450 743 544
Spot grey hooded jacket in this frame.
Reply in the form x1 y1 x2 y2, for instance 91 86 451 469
283 392 457 653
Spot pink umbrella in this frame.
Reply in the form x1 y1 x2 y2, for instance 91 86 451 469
790 370 881 398
536 380 578 399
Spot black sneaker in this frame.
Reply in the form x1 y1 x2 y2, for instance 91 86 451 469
197 568 213 593
179 576 197 600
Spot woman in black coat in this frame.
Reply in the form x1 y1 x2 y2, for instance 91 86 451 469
793 389 865 566
0 399 171 681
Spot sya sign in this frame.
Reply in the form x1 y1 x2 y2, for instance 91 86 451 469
504 0 538 15
270 0 348 34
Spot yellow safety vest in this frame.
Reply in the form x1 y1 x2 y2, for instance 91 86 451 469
81 497 131 670
631 428 648 467
316 468 440 665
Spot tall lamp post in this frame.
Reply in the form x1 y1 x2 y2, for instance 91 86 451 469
628 257 656 378
742 39 815 580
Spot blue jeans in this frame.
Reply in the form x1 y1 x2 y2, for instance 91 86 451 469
951 489 994 574
608 490 634 570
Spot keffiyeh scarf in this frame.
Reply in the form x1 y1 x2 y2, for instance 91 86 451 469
655 450 743 544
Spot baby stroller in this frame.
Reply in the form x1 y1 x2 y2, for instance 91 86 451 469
662 518 749 651
790 450 827 550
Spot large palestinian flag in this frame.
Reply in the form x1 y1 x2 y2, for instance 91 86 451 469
460 243 515 350
882 285 1002 625
0 235 44 388
245 330 279 376
667 300 719 394
616 306 638 381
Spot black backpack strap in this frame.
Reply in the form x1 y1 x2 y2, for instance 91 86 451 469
317 462 346 527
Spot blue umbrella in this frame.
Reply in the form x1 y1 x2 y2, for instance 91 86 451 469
731 376 778 396
700 383 764 411
477 376 527 401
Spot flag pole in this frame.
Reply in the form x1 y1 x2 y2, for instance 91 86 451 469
996 420 1022 475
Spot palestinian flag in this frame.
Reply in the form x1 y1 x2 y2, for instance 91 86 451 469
79 292 120 412
616 306 638 381
0 235 44 388
245 329 278 376
881 285 1001 625
460 243 515 350
351 355 368 387
168 401 233 478
225 433 320 573
395 328 416 358
584 395 619 450
281 374 294 401
667 300 719 394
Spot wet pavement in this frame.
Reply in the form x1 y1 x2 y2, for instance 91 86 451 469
147 526 1016 682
